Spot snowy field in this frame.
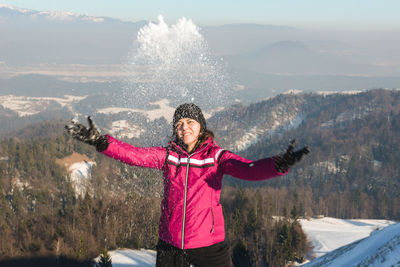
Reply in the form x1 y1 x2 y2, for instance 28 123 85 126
94 217 397 267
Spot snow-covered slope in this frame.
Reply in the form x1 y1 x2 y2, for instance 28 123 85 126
68 160 96 197
300 217 395 258
56 153 96 197
302 222 400 267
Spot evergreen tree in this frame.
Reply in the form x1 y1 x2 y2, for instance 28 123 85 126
96 248 112 267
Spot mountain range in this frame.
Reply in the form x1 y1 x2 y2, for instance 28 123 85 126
1 4 400 98
2 89 400 208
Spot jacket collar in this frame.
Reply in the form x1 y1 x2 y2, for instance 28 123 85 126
169 137 214 156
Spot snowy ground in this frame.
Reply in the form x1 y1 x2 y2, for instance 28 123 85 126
299 217 395 259
68 160 96 197
94 217 397 267
302 222 400 267
94 249 156 267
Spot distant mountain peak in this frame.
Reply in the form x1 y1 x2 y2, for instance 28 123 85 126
39 10 101 22
0 4 20 9
0 4 105 23
0 4 34 14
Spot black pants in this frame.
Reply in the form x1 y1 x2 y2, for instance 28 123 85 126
156 239 233 267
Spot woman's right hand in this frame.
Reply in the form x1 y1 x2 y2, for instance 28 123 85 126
65 116 109 151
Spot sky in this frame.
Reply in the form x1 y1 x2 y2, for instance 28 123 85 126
0 0 400 30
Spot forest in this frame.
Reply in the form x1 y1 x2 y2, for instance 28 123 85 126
0 133 308 266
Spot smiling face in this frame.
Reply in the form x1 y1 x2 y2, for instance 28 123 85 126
175 118 201 152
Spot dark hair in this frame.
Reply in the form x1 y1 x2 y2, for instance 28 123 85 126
173 128 214 153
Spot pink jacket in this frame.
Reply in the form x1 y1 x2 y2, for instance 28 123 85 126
101 135 287 249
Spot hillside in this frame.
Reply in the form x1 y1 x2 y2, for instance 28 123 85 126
210 89 400 220
303 222 400 267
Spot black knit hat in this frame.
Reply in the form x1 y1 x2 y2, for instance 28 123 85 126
173 103 207 131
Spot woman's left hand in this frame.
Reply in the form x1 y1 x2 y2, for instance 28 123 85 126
274 139 309 172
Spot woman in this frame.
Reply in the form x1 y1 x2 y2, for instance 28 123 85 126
66 103 309 267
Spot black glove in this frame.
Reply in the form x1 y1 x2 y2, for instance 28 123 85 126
65 116 109 152
274 139 310 173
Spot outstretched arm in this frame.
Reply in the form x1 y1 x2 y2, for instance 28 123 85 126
220 139 309 181
221 151 285 181
66 116 166 169
101 135 166 170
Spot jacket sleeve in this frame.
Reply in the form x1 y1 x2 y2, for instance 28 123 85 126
219 151 288 181
100 135 167 170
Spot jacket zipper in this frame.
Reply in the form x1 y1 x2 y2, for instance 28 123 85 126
210 207 215 233
181 155 190 250
179 143 210 250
